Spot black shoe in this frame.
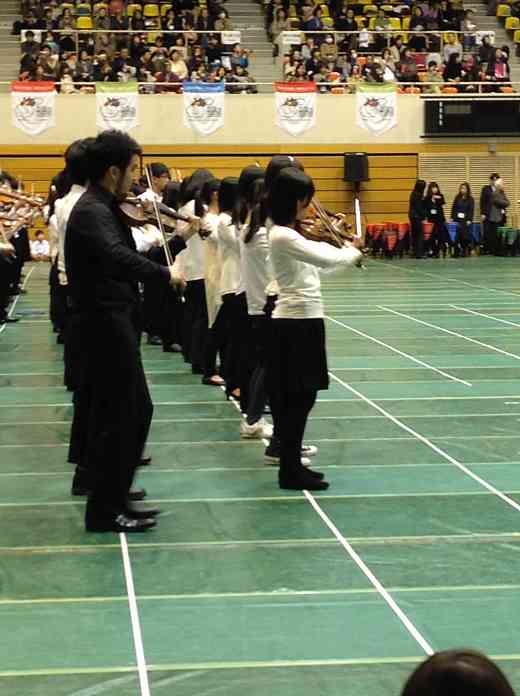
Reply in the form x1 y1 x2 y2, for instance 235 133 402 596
191 365 204 375
128 487 147 501
71 469 91 496
163 343 182 353
56 334 64 345
86 513 156 533
138 456 152 467
126 503 160 519
147 335 162 346
1 316 20 324
279 471 329 491
306 468 325 481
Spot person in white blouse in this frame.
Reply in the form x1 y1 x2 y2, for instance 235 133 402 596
46 171 69 339
30 231 50 260
54 138 92 393
174 170 214 372
267 167 363 491
196 178 226 386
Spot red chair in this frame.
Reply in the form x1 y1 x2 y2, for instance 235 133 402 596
423 221 434 240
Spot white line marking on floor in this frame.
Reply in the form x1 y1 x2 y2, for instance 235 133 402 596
325 315 472 387
451 305 520 329
328 372 520 517
379 306 520 363
119 533 151 696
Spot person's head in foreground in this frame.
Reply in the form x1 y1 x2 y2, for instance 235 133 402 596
401 650 516 696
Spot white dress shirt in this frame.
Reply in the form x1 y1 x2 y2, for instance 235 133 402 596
202 210 222 327
48 214 59 263
239 225 274 316
175 200 204 282
269 225 362 320
55 184 87 282
31 239 50 257
218 212 241 296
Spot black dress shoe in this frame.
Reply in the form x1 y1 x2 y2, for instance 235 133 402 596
138 456 152 467
56 334 65 344
128 487 147 501
306 468 325 481
163 343 182 353
126 503 161 519
2 316 20 323
86 513 156 533
279 470 329 491
147 335 162 346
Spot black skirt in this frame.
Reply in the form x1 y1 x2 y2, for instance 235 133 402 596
267 318 329 394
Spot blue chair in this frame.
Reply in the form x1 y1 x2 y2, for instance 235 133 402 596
447 222 458 244
471 222 481 244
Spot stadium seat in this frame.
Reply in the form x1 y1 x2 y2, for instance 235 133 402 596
363 4 378 13
402 15 411 30
322 16 334 26
514 28 520 41
405 86 421 93
161 3 171 15
60 2 75 10
389 17 402 29
143 4 160 17
496 4 511 16
320 4 330 16
93 2 108 10
127 3 142 16
76 15 93 29
500 86 514 92
442 86 458 93
505 16 519 30
76 3 92 16
380 4 394 11
331 87 345 93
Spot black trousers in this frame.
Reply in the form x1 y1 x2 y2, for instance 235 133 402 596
0 257 14 320
203 302 229 378
483 220 499 254
182 279 208 370
245 315 269 425
72 306 152 524
222 292 251 408
49 261 67 333
410 218 424 258
271 388 317 476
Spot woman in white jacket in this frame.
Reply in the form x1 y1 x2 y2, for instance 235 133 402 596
267 167 363 491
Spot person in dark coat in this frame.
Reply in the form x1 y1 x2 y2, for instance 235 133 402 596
65 130 185 533
408 179 427 258
480 172 500 254
451 182 475 256
425 181 449 257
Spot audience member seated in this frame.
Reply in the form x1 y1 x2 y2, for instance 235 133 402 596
30 230 50 261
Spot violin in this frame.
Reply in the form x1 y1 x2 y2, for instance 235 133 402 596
296 197 354 248
119 197 191 232
0 186 45 209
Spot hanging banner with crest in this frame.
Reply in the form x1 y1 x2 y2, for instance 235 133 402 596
183 82 224 136
96 82 139 132
356 83 397 136
11 81 56 136
275 81 316 137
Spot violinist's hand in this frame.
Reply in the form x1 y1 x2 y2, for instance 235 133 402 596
169 267 186 292
345 237 364 251
0 242 15 258
182 216 201 240
299 217 321 239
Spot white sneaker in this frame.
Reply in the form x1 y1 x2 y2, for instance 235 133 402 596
301 445 318 457
240 418 273 440
267 457 311 468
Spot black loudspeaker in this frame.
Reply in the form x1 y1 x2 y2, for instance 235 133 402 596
343 152 369 183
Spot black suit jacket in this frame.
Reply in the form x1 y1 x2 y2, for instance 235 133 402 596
65 185 170 314
480 184 494 218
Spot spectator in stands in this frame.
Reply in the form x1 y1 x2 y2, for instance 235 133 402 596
41 31 59 55
460 53 480 89
398 47 418 82
206 34 223 62
58 7 76 30
111 8 129 49
130 34 147 63
390 35 405 62
131 9 146 31
401 650 515 696
511 0 520 18
21 29 40 57
305 49 322 77
485 47 510 86
410 6 426 30
444 52 463 81
373 10 391 51
478 35 494 64
76 49 94 83
314 62 331 92
423 60 443 91
270 8 291 55
155 60 182 92
357 19 371 52
443 33 462 62
170 49 189 80
39 45 59 80
230 44 250 69
214 9 233 31
438 0 459 30
320 34 338 61
462 10 477 49
335 7 358 37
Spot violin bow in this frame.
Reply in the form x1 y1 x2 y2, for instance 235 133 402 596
144 165 174 266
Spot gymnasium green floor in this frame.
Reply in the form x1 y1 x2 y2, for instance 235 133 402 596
3 258 520 696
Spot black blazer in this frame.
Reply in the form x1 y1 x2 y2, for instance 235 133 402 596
451 195 475 224
409 191 425 221
65 185 170 314
480 184 494 218
425 193 446 223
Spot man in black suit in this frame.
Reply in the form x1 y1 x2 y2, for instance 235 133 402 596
480 172 501 255
65 130 185 533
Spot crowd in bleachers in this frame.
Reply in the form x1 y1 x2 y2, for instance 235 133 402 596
265 0 514 92
15 1 258 92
